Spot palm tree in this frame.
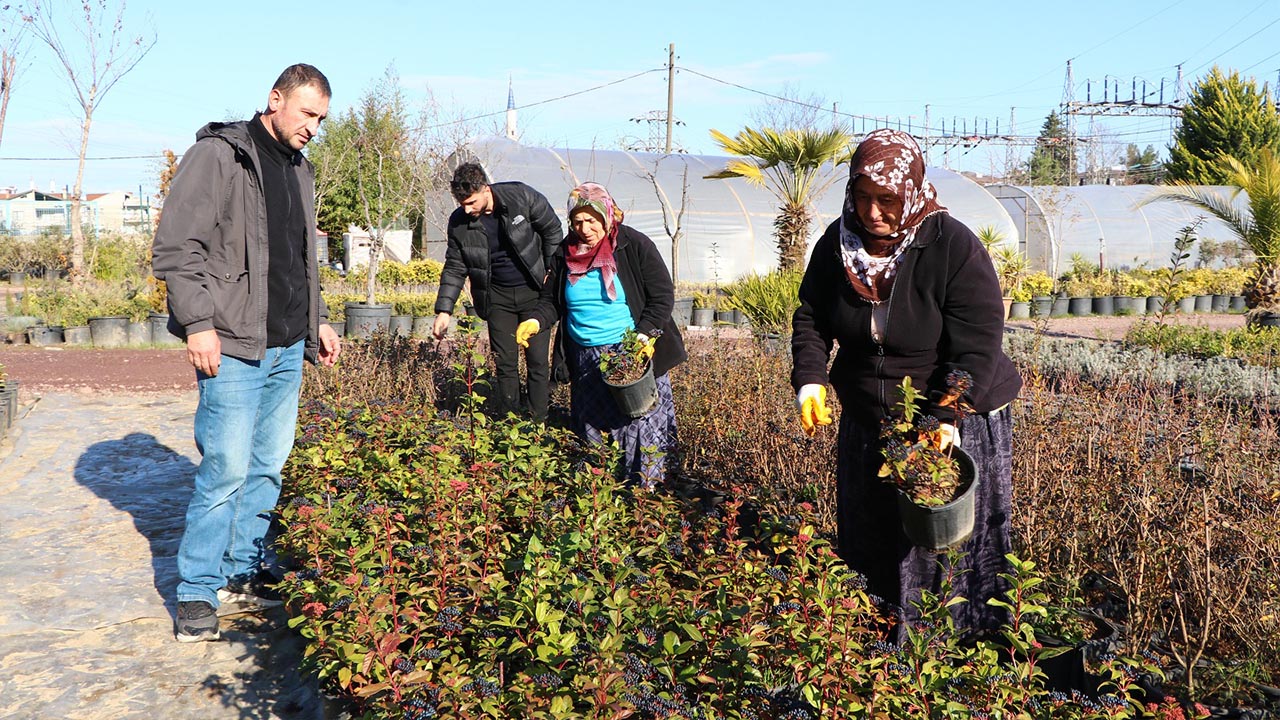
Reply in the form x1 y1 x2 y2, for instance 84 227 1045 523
1150 149 1280 320
706 126 852 271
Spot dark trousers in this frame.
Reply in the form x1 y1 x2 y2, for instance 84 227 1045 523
486 283 551 420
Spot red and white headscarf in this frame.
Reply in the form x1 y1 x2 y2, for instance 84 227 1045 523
565 182 623 299
839 129 946 301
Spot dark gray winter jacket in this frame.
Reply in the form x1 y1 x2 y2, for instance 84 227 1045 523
151 121 328 363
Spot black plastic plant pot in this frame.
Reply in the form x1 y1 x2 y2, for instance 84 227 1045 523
896 446 978 551
604 362 658 419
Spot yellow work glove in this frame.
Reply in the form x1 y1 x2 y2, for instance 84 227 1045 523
938 423 959 451
515 318 541 348
636 332 657 360
796 384 832 437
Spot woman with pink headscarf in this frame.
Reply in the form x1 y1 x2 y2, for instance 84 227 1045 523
792 129 1023 639
516 182 687 489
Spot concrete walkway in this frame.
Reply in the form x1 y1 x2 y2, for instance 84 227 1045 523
0 390 321 720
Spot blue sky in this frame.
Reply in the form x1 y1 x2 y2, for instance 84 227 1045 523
2 0 1278 194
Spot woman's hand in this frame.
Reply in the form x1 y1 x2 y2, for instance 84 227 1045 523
515 318 541 348
938 423 959 450
636 333 656 360
796 384 832 436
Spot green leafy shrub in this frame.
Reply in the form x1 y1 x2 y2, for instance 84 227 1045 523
722 269 802 335
1124 322 1280 368
17 279 154 325
347 259 444 289
86 233 151 283
280 385 1162 718
1023 271 1055 297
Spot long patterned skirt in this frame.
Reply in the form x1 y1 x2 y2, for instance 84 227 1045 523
569 342 678 489
836 406 1014 638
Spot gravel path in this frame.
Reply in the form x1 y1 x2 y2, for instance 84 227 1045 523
0 390 322 720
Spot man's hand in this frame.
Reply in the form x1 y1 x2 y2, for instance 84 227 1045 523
187 329 221 377
432 312 452 339
516 318 541 348
318 324 342 367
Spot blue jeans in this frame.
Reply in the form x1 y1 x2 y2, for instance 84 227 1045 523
176 341 304 606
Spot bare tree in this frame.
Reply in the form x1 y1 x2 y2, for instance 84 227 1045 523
635 155 690 283
0 3 31 150
21 0 154 280
747 83 844 134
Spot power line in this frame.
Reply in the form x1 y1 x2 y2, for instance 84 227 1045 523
1187 16 1280 76
1178 0 1269 67
423 68 664 130
1069 0 1189 62
1241 47 1280 75
0 154 170 161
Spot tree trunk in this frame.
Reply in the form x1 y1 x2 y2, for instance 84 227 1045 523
70 103 95 283
0 51 14 150
774 202 812 271
365 229 384 305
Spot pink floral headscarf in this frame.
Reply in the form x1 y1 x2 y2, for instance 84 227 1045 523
839 129 947 301
565 182 622 299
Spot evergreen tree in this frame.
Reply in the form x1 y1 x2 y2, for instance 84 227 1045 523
1165 66 1280 185
1124 143 1162 184
1024 112 1073 185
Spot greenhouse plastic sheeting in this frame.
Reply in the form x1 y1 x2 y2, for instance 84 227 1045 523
987 184 1248 275
426 137 1018 283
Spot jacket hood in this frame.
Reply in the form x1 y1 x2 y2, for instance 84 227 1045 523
196 120 254 152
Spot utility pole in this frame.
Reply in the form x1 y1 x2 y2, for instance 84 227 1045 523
923 104 931 165
665 43 675 154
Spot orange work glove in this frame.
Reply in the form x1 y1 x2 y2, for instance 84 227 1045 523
636 332 657 360
796 384 832 437
515 319 541 348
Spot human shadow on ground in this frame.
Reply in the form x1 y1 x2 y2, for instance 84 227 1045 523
74 432 319 720
74 431 195 615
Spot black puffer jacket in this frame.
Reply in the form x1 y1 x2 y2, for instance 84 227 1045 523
791 213 1022 426
434 182 564 319
532 225 688 383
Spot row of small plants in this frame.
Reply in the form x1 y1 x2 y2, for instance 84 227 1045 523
319 259 444 292
1004 266 1252 304
323 291 440 322
12 277 164 326
1123 322 1280 368
0 229 153 281
279 333 1170 718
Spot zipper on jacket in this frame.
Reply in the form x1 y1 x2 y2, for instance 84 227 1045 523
873 267 900 418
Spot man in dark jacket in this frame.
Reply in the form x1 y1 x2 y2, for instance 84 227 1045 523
152 64 341 643
432 162 563 420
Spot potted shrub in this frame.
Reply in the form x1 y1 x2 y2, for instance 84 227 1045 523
877 373 978 550
1088 273 1117 316
722 269 802 339
597 328 659 418
1061 276 1093 316
1008 287 1032 319
690 291 716 327
1023 271 1055 318
990 245 1027 319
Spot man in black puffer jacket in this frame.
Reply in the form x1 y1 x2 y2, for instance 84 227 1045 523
432 162 563 420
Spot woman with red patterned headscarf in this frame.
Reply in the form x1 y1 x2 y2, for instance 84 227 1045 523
516 182 687 489
791 129 1023 639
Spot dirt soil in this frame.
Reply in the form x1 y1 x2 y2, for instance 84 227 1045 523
0 313 1250 393
0 346 195 393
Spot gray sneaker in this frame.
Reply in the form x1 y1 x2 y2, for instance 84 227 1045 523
175 600 220 642
217 569 283 611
